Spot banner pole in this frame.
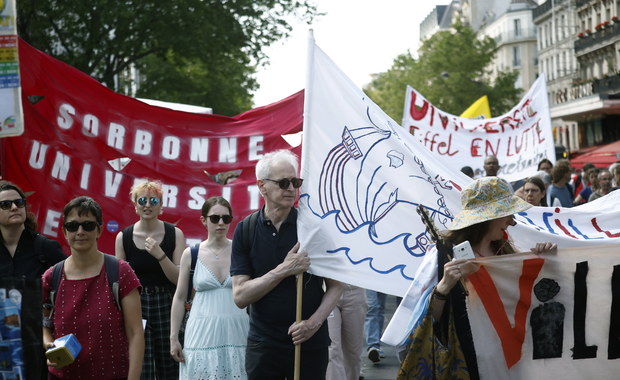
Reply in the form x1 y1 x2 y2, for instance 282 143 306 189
295 29 314 380
294 274 303 380
300 29 315 177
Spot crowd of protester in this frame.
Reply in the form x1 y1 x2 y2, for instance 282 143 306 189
4 150 619 379
464 157 620 208
2 150 351 380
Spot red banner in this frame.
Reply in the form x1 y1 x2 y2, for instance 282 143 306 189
4 39 303 254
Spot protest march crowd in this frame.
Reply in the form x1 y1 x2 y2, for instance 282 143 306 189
3 8 620 376
3 144 619 380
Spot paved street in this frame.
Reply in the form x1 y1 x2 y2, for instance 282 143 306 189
359 295 401 380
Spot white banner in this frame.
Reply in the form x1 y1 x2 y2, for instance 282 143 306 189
299 35 469 296
466 244 620 379
0 0 23 137
511 190 620 250
401 76 554 181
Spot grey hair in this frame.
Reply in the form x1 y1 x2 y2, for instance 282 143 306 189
534 170 552 186
255 150 299 180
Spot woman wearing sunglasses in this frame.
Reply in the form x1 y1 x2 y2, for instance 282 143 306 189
170 196 249 379
115 180 185 379
0 180 67 279
42 196 143 380
0 181 67 379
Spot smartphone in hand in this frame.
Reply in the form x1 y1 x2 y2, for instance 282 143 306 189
453 241 475 260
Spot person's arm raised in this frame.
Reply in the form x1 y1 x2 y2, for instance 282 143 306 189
146 227 185 285
433 259 479 321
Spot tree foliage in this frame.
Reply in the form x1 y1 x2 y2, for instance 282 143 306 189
364 21 521 121
17 0 318 115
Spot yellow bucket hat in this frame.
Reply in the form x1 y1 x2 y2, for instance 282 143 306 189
448 177 532 230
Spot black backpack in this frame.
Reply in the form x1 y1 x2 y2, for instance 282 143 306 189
241 211 259 252
49 254 121 314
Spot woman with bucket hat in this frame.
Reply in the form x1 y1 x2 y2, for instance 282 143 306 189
398 177 556 380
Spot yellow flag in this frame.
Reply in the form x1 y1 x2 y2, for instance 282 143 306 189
460 95 491 119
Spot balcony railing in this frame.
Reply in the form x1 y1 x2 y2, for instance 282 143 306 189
494 28 537 44
533 0 567 20
551 75 620 106
551 81 594 106
575 22 620 52
592 74 620 95
576 0 593 8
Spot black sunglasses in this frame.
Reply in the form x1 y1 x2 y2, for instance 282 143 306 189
63 221 100 232
0 199 26 210
207 214 233 224
262 177 304 190
137 197 160 206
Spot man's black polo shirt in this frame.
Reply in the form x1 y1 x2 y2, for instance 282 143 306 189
231 207 329 349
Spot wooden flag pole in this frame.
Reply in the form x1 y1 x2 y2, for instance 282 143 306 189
294 273 303 380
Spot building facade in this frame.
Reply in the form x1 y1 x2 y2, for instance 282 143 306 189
533 0 581 151
535 0 620 152
479 0 540 91
420 1 462 42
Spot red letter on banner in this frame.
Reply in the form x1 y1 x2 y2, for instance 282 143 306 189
469 258 544 368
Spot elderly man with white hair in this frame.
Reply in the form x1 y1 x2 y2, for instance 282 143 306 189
231 149 343 380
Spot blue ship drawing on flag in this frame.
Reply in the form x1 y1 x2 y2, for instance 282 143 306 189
301 105 458 279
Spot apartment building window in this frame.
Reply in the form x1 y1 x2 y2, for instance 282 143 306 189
538 26 543 49
513 46 521 67
562 52 567 77
561 15 566 39
514 19 521 37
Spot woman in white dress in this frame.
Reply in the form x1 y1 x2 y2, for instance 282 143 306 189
170 196 249 379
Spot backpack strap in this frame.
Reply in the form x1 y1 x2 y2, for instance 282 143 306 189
121 225 134 261
49 260 65 318
186 244 200 305
242 211 259 253
48 255 121 321
104 254 121 310
162 221 176 257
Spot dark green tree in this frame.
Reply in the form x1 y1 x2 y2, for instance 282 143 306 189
17 0 318 115
364 21 521 121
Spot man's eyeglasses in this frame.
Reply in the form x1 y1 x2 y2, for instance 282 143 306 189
207 214 233 224
262 178 304 190
137 197 160 206
63 221 99 232
0 199 26 210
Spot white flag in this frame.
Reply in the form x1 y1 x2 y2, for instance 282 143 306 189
298 34 470 296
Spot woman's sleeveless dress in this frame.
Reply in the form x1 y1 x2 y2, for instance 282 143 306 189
180 259 249 379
